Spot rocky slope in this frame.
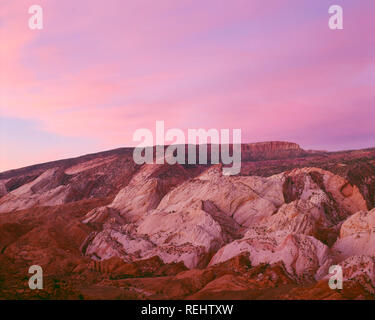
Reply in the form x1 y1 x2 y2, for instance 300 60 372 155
0 142 375 300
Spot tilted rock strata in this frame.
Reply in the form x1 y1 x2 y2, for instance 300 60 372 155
82 166 366 271
209 231 332 282
0 144 374 299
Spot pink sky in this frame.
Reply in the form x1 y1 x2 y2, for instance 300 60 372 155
1 0 374 171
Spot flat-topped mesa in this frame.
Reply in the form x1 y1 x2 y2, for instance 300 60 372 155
242 141 301 151
142 142 305 166
241 141 306 161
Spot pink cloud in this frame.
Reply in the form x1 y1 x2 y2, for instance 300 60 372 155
0 0 374 170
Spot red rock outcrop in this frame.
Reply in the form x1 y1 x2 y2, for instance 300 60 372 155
0 143 375 300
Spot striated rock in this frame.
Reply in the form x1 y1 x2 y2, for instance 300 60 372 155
84 228 156 262
201 200 242 243
209 231 332 282
0 181 7 197
241 148 375 209
1 143 374 210
157 165 281 227
0 143 374 300
84 200 234 268
332 209 375 261
82 206 126 229
82 166 365 270
282 168 367 220
0 168 73 213
262 200 340 245
265 200 325 235
339 208 375 238
0 153 139 213
108 163 191 222
135 201 228 268
64 156 118 175
255 168 368 244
